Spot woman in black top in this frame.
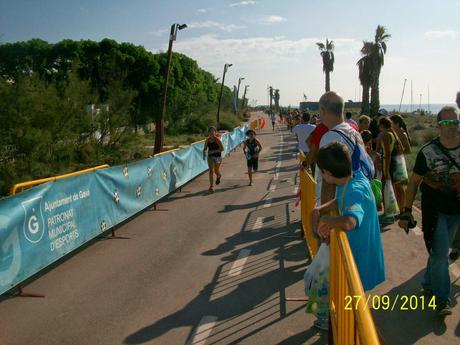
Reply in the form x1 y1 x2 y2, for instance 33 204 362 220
243 130 262 186
203 126 224 193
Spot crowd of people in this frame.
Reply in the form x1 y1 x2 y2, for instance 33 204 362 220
288 91 460 330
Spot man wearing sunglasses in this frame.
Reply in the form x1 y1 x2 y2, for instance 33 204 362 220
399 106 460 316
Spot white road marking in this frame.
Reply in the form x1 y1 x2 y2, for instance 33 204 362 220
270 185 276 192
276 161 281 168
228 249 252 276
412 226 423 236
252 217 264 230
187 316 218 345
274 172 279 180
293 186 299 195
264 198 272 208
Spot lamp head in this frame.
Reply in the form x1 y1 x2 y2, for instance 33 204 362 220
178 24 187 30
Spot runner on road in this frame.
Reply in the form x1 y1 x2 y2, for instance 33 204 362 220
270 111 276 131
203 126 224 193
243 129 262 186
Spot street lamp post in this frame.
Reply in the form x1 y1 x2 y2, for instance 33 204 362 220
153 23 187 154
216 63 232 130
236 77 245 112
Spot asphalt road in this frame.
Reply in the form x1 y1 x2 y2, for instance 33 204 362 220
1 114 459 345
0 117 326 345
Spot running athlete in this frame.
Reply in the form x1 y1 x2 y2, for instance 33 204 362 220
243 130 263 186
270 112 276 131
203 127 224 193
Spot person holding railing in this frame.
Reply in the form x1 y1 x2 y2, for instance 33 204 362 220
311 142 386 330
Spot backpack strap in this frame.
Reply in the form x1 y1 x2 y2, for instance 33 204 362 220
331 129 356 149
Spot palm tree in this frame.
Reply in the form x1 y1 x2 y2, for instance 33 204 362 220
357 41 373 114
369 25 391 115
316 39 335 92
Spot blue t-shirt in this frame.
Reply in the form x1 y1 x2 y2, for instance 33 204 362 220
336 171 385 291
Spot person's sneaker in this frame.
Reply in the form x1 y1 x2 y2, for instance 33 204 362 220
436 301 452 316
313 319 329 331
208 186 215 193
449 248 460 261
216 175 221 185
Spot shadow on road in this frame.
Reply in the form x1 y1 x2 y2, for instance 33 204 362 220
123 202 317 345
373 270 460 345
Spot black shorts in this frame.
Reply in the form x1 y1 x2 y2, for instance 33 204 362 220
247 158 259 171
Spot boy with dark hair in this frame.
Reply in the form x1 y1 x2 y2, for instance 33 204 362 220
312 142 385 291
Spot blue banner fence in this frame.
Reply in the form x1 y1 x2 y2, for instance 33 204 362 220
0 124 248 295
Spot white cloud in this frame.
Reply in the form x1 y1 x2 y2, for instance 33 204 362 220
150 28 168 37
424 30 460 40
262 15 287 24
188 21 247 33
229 1 257 7
196 8 207 14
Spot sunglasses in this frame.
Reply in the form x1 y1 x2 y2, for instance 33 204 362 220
438 119 460 126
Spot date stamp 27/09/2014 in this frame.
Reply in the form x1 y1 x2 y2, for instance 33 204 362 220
345 295 437 311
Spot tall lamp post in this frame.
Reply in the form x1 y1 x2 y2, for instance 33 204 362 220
153 23 187 154
216 63 232 130
236 77 245 112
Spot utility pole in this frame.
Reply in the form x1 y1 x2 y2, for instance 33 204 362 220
154 23 187 154
216 63 232 130
398 78 407 113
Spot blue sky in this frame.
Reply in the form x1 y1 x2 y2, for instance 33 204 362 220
1 0 459 106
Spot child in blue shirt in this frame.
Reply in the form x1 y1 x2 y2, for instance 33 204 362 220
312 142 385 292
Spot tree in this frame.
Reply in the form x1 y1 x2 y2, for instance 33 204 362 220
357 41 373 114
316 38 335 92
369 25 391 116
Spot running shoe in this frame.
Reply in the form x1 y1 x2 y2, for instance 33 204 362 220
216 175 221 185
449 248 460 261
208 186 215 193
436 301 452 316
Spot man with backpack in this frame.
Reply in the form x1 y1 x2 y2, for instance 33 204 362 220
317 91 374 205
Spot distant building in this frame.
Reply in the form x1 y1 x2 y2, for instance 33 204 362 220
299 100 362 112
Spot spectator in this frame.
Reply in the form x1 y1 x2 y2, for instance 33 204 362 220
305 121 328 179
317 91 367 205
293 112 316 156
358 115 371 133
390 115 411 153
369 108 389 150
345 111 359 131
451 91 460 261
456 91 460 109
361 130 374 158
379 117 408 212
399 106 460 316
311 142 385 329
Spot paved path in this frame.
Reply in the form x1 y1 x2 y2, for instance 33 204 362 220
0 114 459 345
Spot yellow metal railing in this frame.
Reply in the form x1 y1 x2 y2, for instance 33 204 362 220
299 165 381 345
11 164 109 195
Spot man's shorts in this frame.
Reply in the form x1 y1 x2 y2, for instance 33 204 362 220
247 158 259 171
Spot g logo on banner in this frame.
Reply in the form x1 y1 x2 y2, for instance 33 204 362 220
21 197 45 243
